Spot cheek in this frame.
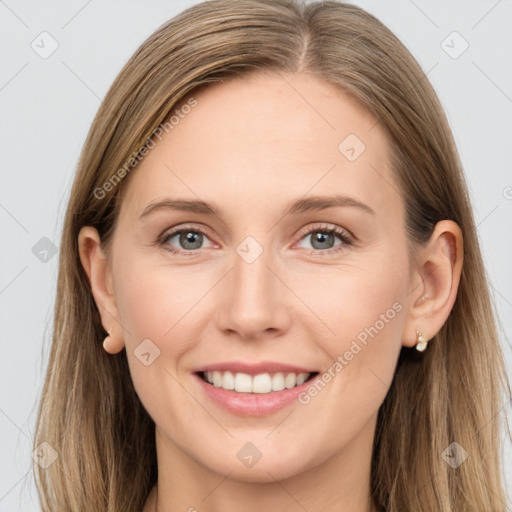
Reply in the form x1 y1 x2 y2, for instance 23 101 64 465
299 255 406 336
299 253 407 392
111 254 195 388
114 253 208 343
113 263 204 432
292 266 406 448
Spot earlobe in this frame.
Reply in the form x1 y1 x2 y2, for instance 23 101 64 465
402 220 464 348
78 226 124 352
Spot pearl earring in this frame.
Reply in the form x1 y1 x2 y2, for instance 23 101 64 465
103 331 113 352
415 330 428 352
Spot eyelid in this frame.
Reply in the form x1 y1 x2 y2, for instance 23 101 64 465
158 222 353 255
157 224 216 251
291 223 353 255
294 222 353 243
157 222 214 240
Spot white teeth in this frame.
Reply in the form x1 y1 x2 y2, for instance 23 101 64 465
212 371 223 387
203 371 311 393
222 371 235 390
252 373 272 393
296 373 308 386
234 372 252 392
271 372 285 391
285 373 297 389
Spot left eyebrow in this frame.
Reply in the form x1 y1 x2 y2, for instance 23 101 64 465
138 193 376 221
285 194 376 216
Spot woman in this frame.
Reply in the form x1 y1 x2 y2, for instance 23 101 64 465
33 1 511 510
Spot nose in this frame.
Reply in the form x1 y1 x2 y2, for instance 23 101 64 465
214 240 292 341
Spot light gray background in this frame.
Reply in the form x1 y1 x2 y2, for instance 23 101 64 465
1 0 511 510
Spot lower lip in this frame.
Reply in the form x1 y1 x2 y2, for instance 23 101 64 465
193 372 320 417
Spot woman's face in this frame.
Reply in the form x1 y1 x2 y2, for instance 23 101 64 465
105 71 419 481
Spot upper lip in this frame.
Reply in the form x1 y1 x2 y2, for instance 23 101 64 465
194 361 317 376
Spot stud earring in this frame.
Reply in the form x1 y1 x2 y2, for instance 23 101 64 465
103 331 113 352
102 329 125 354
415 330 428 352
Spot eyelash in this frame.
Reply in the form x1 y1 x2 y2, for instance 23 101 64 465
157 223 353 256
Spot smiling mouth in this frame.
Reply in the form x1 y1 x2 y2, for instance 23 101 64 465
196 370 320 394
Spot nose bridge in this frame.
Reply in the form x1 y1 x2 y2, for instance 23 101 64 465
233 234 272 300
215 234 290 338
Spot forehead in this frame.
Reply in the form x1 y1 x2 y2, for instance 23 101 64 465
120 71 400 221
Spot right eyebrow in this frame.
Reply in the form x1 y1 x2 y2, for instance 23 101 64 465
139 199 218 220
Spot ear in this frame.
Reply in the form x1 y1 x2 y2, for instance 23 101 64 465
402 220 464 348
78 226 125 354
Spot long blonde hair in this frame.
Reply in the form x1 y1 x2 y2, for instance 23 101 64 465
33 1 511 510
